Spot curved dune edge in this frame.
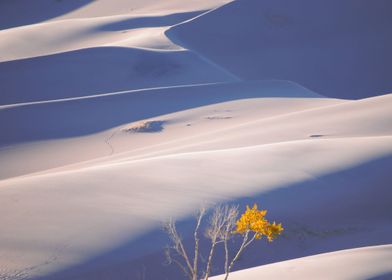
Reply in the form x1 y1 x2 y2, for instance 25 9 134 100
168 0 392 99
211 245 392 280
1 0 392 279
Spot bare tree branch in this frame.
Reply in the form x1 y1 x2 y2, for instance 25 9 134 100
193 207 206 280
224 230 250 280
163 218 194 278
205 205 238 280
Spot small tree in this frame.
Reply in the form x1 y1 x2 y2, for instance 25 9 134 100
223 204 283 280
164 203 283 280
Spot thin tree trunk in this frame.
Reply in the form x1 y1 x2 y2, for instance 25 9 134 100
204 239 217 280
193 209 204 280
224 231 256 280
178 234 194 277
224 238 229 276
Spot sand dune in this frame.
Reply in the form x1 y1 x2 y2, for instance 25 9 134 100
0 12 205 62
0 47 236 105
211 245 392 280
0 5 235 105
0 0 231 30
0 0 391 279
0 0 93 30
169 0 392 99
1 87 391 278
0 80 332 179
50 0 232 21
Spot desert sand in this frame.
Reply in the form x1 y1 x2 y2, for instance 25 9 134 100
0 1 391 279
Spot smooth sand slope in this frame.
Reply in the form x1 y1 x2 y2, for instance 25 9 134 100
0 0 391 280
0 46 235 105
0 2 236 105
1 90 391 279
0 12 200 61
168 0 392 99
211 245 392 280
0 0 231 30
0 80 329 179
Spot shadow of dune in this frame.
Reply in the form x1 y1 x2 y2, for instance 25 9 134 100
0 0 94 30
96 11 204 31
0 80 318 146
0 46 232 106
167 0 392 99
366 272 392 280
31 155 392 280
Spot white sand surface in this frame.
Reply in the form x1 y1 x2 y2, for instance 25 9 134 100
211 245 392 280
0 1 391 279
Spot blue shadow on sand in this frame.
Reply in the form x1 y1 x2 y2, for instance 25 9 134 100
0 77 318 146
96 11 204 31
30 155 392 280
0 0 94 30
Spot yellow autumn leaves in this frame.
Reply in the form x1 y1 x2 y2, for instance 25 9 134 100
165 203 283 280
235 204 284 241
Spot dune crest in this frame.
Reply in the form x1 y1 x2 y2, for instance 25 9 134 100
0 0 391 279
